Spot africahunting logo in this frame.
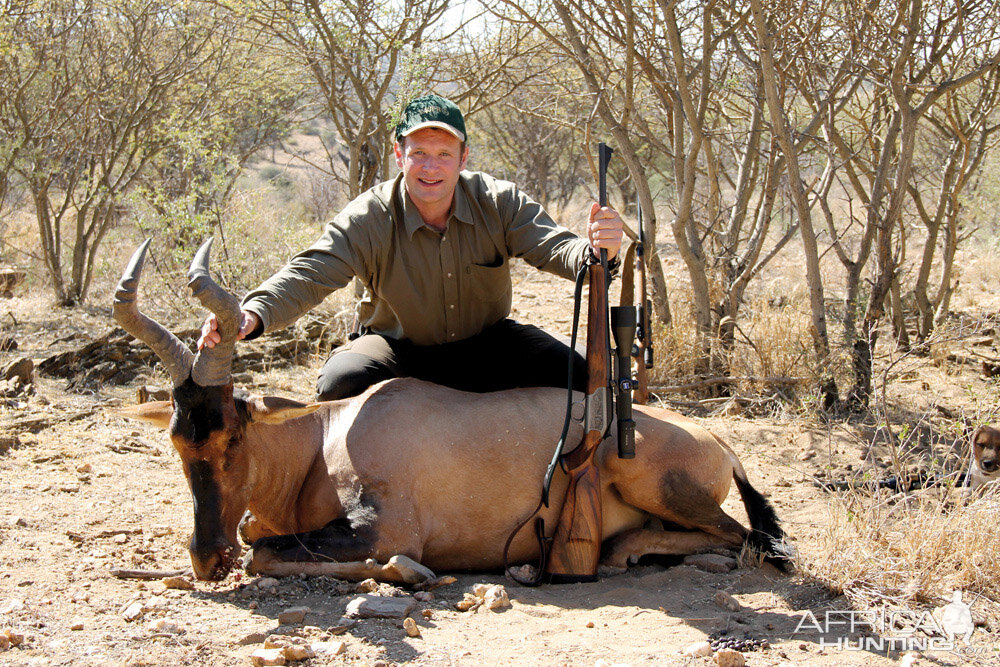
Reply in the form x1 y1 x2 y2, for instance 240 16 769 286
793 590 988 654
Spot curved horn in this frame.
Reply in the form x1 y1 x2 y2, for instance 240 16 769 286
113 239 194 386
188 238 241 387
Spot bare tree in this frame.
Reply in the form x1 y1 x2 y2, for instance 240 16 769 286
241 0 452 199
0 0 240 305
909 69 1000 339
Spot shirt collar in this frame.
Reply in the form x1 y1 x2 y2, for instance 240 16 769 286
397 172 474 238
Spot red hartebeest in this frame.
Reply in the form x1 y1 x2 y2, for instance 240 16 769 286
115 240 790 582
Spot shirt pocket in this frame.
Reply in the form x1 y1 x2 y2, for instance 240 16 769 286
466 257 511 303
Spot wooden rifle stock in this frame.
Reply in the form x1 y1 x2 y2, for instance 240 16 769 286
546 143 614 583
545 259 609 583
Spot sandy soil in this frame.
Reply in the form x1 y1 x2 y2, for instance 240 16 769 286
1 263 998 667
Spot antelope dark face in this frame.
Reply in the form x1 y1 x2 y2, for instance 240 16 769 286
169 379 252 580
114 238 248 580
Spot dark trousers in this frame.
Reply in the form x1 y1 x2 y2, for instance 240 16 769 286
316 319 587 400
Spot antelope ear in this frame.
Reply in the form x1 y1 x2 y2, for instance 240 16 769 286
247 396 322 425
117 401 174 428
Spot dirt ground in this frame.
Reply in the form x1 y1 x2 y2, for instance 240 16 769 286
1 262 999 667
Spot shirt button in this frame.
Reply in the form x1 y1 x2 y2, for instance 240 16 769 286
449 304 455 309
447 272 452 278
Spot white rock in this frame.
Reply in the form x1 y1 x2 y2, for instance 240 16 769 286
482 585 510 611
356 578 379 593
147 618 183 634
312 640 347 656
345 595 416 619
122 602 144 622
472 583 491 598
715 647 745 667
900 652 920 667
386 555 435 584
277 606 310 625
682 640 713 657
142 595 168 611
250 648 286 666
281 644 314 661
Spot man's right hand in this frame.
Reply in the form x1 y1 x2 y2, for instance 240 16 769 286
198 310 259 350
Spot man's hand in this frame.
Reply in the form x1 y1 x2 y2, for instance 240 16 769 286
198 311 259 350
587 202 625 260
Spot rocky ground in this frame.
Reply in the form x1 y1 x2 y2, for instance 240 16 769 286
1 264 999 667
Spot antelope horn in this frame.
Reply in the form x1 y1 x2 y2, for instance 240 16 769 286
113 239 194 386
188 238 241 387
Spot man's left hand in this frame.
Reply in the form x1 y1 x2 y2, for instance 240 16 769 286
587 202 625 259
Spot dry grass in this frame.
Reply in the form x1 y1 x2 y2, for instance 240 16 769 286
805 488 1000 615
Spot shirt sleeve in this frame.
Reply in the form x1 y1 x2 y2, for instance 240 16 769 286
241 196 380 334
492 179 590 280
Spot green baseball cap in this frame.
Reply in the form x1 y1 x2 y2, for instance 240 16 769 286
395 94 467 143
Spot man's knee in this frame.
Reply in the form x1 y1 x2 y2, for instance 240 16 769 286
316 352 395 401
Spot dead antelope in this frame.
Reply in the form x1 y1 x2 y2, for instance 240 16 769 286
114 240 791 583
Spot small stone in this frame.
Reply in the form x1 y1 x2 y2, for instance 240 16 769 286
160 576 194 591
0 635 8 651
151 525 173 537
312 640 347 656
122 602 144 622
2 629 24 647
472 583 491 598
69 620 84 631
12 517 28 528
421 610 433 620
715 647 746 667
345 595 416 619
277 606 310 625
684 553 738 573
356 578 379 593
455 593 480 612
281 644 314 661
714 591 741 612
328 617 357 635
413 591 433 602
585 621 595 628
386 554 435 584
483 584 510 611
113 533 128 544
683 640 713 657
148 618 183 634
143 595 168 611
250 648 286 666
403 617 421 638
797 450 816 461
256 577 280 590
900 652 920 667
238 630 269 645
76 463 93 474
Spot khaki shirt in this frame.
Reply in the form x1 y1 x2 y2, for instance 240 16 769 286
242 171 590 346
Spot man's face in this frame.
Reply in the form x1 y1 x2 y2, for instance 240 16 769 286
394 128 468 216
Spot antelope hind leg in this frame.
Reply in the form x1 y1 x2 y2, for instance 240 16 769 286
601 527 742 569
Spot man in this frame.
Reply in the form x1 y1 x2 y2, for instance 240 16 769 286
200 94 624 400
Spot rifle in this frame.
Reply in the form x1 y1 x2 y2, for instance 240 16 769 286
631 199 653 404
545 143 636 582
